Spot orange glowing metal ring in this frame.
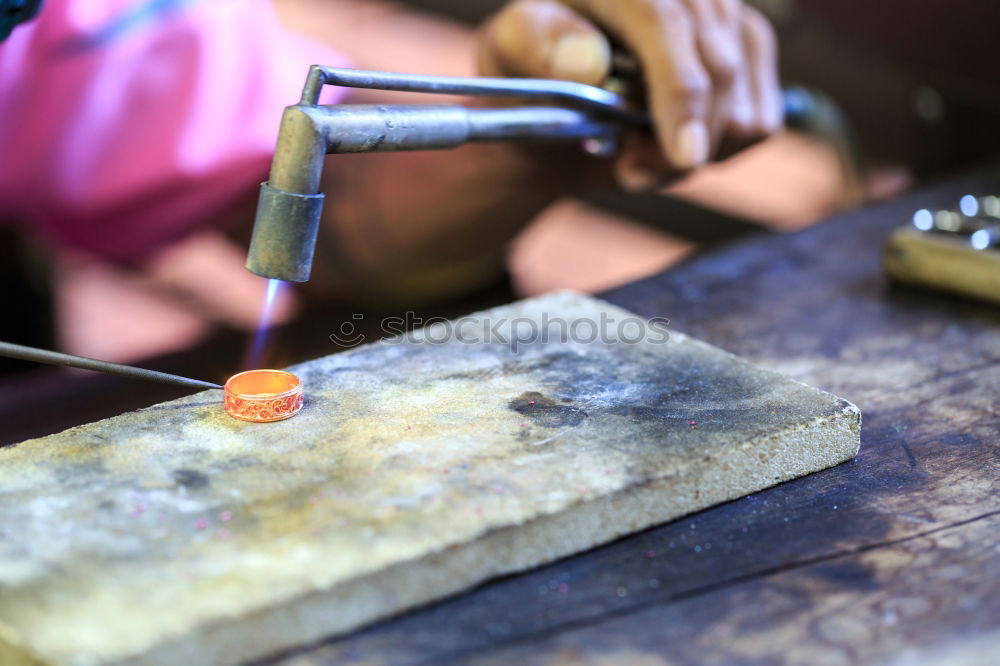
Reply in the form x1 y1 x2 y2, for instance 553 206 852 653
224 369 303 422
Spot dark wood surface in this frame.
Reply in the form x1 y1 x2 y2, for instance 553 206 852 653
2 167 998 665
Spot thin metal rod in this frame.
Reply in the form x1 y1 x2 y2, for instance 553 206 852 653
0 341 224 391
301 66 816 130
301 66 648 124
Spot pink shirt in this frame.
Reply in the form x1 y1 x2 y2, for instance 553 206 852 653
0 0 348 263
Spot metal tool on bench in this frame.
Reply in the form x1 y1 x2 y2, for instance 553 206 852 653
0 341 223 390
245 66 824 284
884 194 1000 304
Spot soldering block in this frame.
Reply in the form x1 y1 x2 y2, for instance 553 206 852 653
0 291 860 666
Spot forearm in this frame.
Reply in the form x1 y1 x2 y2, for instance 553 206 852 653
314 143 588 305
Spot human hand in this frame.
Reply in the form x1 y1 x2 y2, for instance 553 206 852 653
477 0 782 190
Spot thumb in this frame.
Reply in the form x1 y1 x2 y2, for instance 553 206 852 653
478 0 611 85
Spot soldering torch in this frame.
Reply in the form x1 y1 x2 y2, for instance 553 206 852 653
246 66 836 283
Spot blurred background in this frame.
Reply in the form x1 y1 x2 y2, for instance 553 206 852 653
1 0 998 380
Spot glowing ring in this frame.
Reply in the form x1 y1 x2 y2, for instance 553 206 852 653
224 369 303 422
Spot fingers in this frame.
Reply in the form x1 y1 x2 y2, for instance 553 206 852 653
478 0 611 85
561 0 713 171
476 0 783 189
635 2 713 171
681 0 743 143
740 5 783 136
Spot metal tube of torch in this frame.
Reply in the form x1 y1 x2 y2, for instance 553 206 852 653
246 66 830 284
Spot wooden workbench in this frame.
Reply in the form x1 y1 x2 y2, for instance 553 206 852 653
2 167 998 665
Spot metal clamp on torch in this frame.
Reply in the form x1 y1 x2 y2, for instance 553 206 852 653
246 66 828 283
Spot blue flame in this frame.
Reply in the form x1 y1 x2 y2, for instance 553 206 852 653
264 278 282 310
246 279 285 369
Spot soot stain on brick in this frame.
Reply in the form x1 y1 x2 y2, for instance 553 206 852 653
516 427 535 442
509 391 587 428
173 469 210 490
